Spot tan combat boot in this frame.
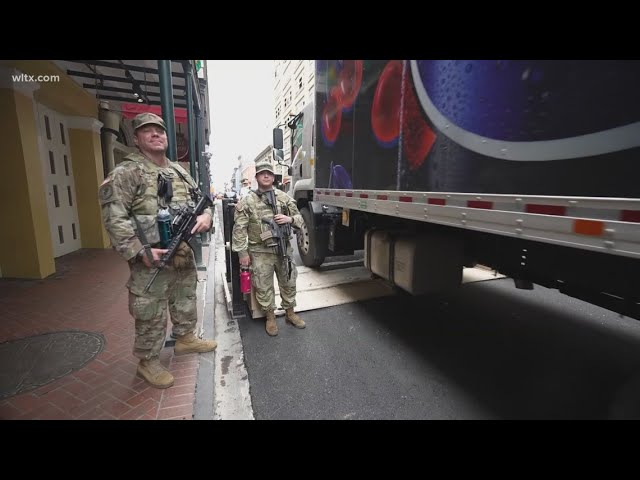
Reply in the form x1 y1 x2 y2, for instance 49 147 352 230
265 311 278 336
285 308 306 329
175 332 217 355
137 358 174 389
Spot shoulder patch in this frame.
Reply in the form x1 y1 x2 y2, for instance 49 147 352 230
99 184 114 202
235 201 245 212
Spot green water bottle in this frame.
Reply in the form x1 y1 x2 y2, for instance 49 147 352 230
157 208 172 248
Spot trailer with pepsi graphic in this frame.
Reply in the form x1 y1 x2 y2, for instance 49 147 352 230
276 60 640 320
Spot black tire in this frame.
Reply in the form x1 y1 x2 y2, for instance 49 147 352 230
297 207 327 267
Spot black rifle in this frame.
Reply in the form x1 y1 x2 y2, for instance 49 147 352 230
143 190 213 293
260 189 293 280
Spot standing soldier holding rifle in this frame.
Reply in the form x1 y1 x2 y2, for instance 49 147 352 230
98 112 216 389
232 160 306 336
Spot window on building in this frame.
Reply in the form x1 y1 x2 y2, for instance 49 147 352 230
45 115 51 140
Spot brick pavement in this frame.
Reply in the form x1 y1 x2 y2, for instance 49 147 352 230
0 246 210 420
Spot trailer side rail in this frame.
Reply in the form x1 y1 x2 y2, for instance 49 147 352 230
315 189 640 259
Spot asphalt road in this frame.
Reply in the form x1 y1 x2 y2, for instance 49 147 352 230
237 263 640 420
217 201 640 420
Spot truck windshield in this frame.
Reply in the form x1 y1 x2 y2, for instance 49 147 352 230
290 114 303 163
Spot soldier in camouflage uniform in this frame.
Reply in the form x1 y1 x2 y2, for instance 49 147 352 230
232 160 306 336
98 112 216 389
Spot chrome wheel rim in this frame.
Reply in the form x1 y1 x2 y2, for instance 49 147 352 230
298 219 310 254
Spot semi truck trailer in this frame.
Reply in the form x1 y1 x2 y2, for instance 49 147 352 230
274 60 640 320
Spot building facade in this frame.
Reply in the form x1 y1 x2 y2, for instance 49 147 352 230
239 154 257 191
0 60 210 279
272 60 315 165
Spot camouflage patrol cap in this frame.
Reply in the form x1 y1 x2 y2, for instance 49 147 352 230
255 160 275 175
132 112 166 131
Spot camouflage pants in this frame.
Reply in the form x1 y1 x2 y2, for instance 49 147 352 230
250 251 297 312
126 249 197 360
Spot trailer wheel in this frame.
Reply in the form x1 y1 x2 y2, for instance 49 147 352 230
298 207 327 267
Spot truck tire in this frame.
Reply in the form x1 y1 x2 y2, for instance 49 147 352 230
297 206 327 267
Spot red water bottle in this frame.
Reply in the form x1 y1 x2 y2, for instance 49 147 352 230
240 267 251 293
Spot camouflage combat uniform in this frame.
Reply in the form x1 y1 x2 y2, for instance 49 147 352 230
99 151 212 360
232 188 303 312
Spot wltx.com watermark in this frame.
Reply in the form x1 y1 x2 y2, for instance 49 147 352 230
12 73 60 83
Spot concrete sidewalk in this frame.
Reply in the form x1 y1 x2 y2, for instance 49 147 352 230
206 201 253 420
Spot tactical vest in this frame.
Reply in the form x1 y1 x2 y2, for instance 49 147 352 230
122 152 197 245
246 189 292 250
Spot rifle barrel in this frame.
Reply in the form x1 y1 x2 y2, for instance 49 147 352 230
143 268 161 293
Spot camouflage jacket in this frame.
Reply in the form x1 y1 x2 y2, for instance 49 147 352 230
231 188 303 258
98 151 212 261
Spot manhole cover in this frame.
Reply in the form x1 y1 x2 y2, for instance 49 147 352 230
0 331 105 400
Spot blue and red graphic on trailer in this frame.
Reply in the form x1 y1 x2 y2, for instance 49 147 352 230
315 60 640 198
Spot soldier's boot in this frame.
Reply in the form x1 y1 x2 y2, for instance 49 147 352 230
137 358 174 389
265 311 278 336
174 332 217 355
285 308 306 329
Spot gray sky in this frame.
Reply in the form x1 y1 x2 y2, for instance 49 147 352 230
208 60 274 192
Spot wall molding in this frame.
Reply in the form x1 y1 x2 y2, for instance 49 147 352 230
67 116 103 134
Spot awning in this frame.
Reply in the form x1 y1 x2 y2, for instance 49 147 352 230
121 103 188 124
54 60 190 109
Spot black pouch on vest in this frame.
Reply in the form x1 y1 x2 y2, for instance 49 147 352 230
157 173 173 205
